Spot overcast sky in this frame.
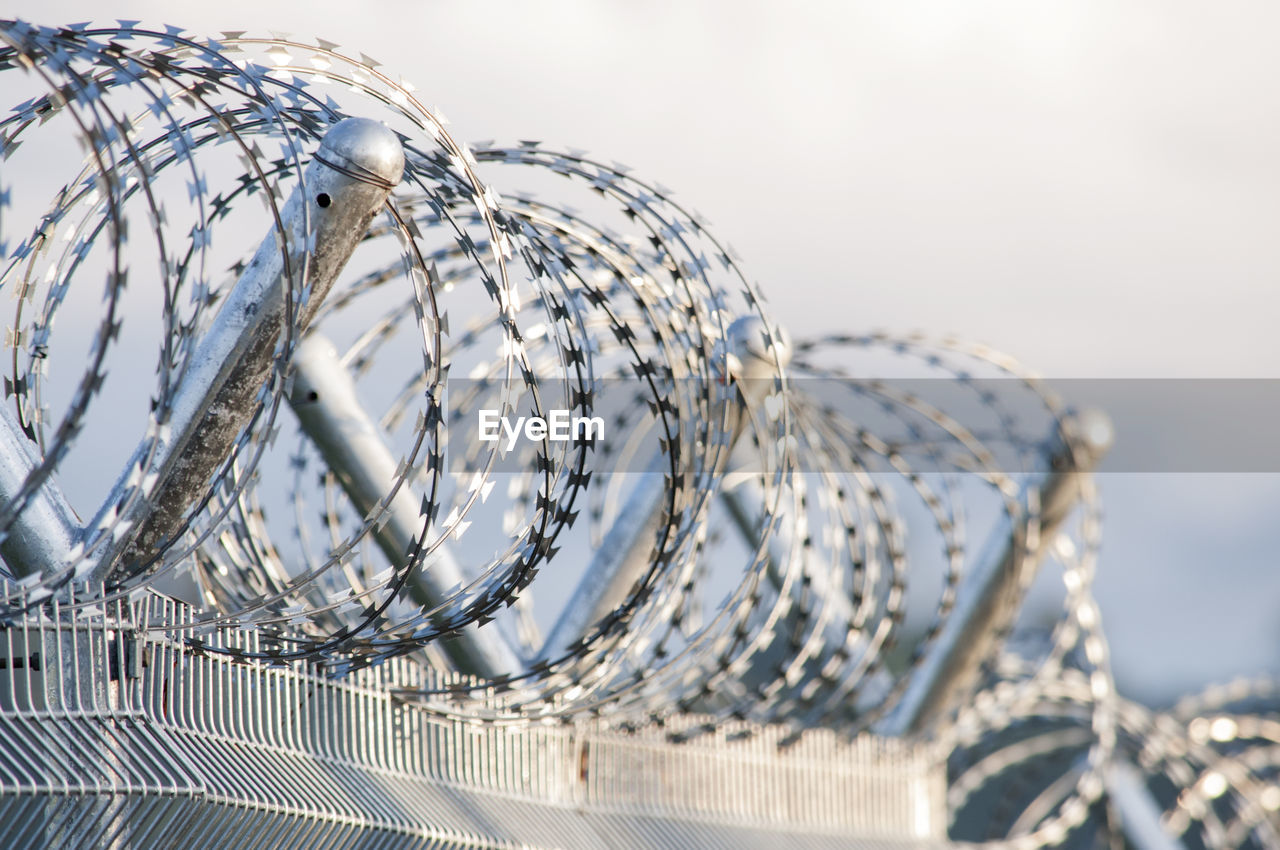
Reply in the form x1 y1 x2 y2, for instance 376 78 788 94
9 0 1280 702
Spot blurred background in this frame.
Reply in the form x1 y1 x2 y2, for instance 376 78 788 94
9 0 1279 704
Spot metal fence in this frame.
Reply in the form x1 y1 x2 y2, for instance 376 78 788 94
0 580 946 849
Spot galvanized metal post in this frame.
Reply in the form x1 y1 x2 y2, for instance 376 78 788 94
537 317 790 660
86 118 404 580
714 470 862 708
1106 759 1186 850
536 466 666 660
0 404 82 579
877 408 1113 737
288 334 524 678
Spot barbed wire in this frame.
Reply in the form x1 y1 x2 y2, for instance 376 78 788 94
0 20 1274 848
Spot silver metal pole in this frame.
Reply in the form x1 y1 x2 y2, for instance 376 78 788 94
86 118 404 580
0 403 81 579
288 334 524 678
537 317 791 660
719 478 814 597
714 473 861 699
1106 759 1186 850
877 407 1114 737
536 467 666 659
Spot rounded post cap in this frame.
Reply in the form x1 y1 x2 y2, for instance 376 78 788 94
317 117 404 189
